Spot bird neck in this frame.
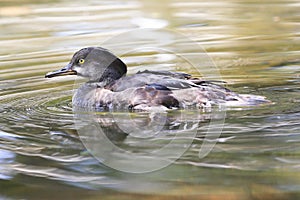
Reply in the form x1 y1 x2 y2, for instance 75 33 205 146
99 57 127 85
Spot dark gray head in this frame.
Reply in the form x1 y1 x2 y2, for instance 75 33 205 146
45 47 127 83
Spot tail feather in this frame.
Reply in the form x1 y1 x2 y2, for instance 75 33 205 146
225 94 272 107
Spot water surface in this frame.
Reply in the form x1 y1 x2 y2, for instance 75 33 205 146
0 0 300 199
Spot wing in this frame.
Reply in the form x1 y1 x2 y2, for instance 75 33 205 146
136 70 192 79
110 70 227 92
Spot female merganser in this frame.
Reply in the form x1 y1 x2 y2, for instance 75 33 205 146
45 47 270 110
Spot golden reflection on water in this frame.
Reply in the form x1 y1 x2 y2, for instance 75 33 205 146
0 0 298 80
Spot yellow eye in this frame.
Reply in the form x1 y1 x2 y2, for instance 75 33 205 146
78 59 85 64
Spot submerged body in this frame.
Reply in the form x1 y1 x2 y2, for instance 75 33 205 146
45 47 270 110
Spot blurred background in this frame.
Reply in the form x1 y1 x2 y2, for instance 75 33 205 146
0 0 300 199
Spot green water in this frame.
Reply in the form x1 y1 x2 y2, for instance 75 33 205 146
0 0 300 199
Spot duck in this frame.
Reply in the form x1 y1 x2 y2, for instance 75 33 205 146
45 47 270 111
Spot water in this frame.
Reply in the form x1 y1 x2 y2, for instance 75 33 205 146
0 0 300 199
